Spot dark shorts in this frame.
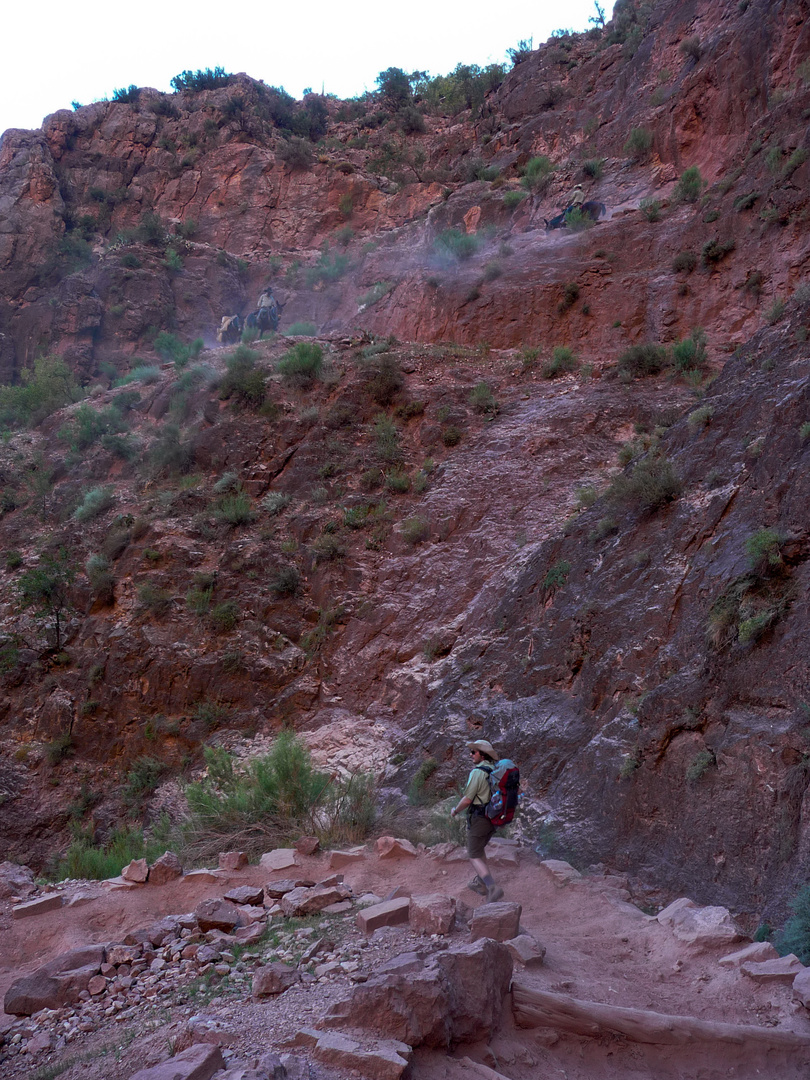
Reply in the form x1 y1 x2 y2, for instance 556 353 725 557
467 813 495 859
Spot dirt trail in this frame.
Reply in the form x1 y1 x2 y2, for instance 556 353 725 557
2 847 809 1079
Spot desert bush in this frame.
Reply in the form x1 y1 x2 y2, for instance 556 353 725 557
86 553 115 605
219 345 266 408
469 381 498 414
565 208 594 232
305 244 350 287
286 321 317 336
745 528 784 576
181 732 374 858
776 885 810 964
55 825 169 881
374 414 403 463
672 251 698 274
701 236 735 265
119 365 161 385
73 486 115 522
734 191 759 212
362 353 403 406
674 166 704 203
59 402 126 451
113 85 141 104
171 67 232 92
434 228 480 261
765 298 785 325
401 516 430 545
0 354 81 429
45 731 75 765
186 584 213 616
624 127 653 160
542 559 571 594
688 404 714 431
209 599 239 632
583 157 605 179
503 190 529 208
617 343 668 378
263 491 292 515
385 469 411 494
680 35 701 62
358 281 394 310
138 582 173 618
271 565 300 596
214 492 255 527
520 155 554 193
686 749 715 782
640 197 661 222
672 328 708 373
408 758 440 805
542 346 579 379
124 756 166 807
149 423 194 476
608 453 682 513
442 425 463 446
278 343 323 387
154 331 203 368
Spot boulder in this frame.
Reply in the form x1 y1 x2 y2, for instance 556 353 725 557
194 898 241 933
129 1043 225 1080
253 962 300 998
741 955 804 983
437 937 514 1044
219 851 248 871
658 898 742 949
122 858 149 883
488 847 519 865
470 901 522 942
301 1030 411 1080
281 884 349 916
4 945 105 1015
224 885 265 906
329 847 366 869
504 933 546 967
375 837 418 859
88 975 107 995
539 859 582 886
260 849 298 872
0 861 36 899
295 836 320 856
12 893 63 919
793 966 810 1007
234 923 266 945
409 893 456 935
148 851 183 885
355 897 411 934
718 942 779 966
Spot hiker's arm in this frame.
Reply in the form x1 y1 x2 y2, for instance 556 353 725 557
451 795 472 818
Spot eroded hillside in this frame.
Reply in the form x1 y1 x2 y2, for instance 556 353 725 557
0 0 809 923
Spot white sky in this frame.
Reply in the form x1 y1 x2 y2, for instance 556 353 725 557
1 0 612 137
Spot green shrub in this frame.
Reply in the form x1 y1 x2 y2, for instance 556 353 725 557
680 35 701 62
672 328 708 373
55 825 169 881
286 321 317 336
5 550 23 570
686 749 715 782
171 67 232 92
583 157 605 179
503 190 529 208
745 528 784 575
520 155 554 192
776 885 810 963
688 404 714 431
765 298 785 325
541 346 579 378
558 282 580 311
674 166 705 203
214 492 255 527
0 354 81 429
271 565 300 596
263 491 292 515
468 381 498 414
45 731 75 765
434 228 480 261
278 342 323 387
608 454 682 513
374 415 403 463
186 585 213 616
672 251 697 274
305 243 349 285
59 402 126 451
86 553 115 604
138 581 173 617
385 469 411 493
542 559 571 593
208 599 239 632
442 425 463 446
640 197 661 221
564 207 594 232
617 343 668 378
73 486 115 522
363 354 403 406
119 365 161 385
408 758 440 805
358 281 394 310
701 236 735 265
624 127 653 160
220 345 266 407
800 422 810 441
124 756 166 806
149 423 194 476
401 516 430 545
154 331 203 368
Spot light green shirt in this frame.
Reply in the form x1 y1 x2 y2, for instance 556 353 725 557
464 766 491 807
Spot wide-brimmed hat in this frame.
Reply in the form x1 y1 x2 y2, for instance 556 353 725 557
467 739 497 761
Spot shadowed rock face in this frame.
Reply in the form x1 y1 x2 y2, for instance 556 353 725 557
0 0 809 916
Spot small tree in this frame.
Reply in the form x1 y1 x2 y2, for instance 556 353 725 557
17 549 75 650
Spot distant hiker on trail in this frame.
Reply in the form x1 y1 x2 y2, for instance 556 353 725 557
450 739 507 903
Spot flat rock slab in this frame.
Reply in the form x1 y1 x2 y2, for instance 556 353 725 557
539 860 582 886
4 946 105 1016
12 893 63 918
184 869 231 883
281 884 349 916
330 847 366 868
488 847 519 865
253 962 300 998
658 898 742 949
265 878 313 899
356 897 411 934
296 1029 411 1080
470 901 522 943
741 954 804 982
224 885 265 906
260 849 298 872
409 893 456 935
323 900 354 914
375 837 418 859
194 898 241 933
719 942 779 966
129 1043 225 1080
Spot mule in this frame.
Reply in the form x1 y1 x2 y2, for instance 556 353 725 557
216 314 242 344
245 305 279 338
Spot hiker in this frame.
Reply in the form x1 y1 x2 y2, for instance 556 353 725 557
450 739 505 903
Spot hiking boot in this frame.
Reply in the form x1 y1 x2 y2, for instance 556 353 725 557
467 875 488 896
486 885 504 903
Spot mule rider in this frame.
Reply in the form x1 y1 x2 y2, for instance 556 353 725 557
257 288 278 322
563 183 585 218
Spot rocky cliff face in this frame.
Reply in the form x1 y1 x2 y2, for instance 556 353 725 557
0 0 808 920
